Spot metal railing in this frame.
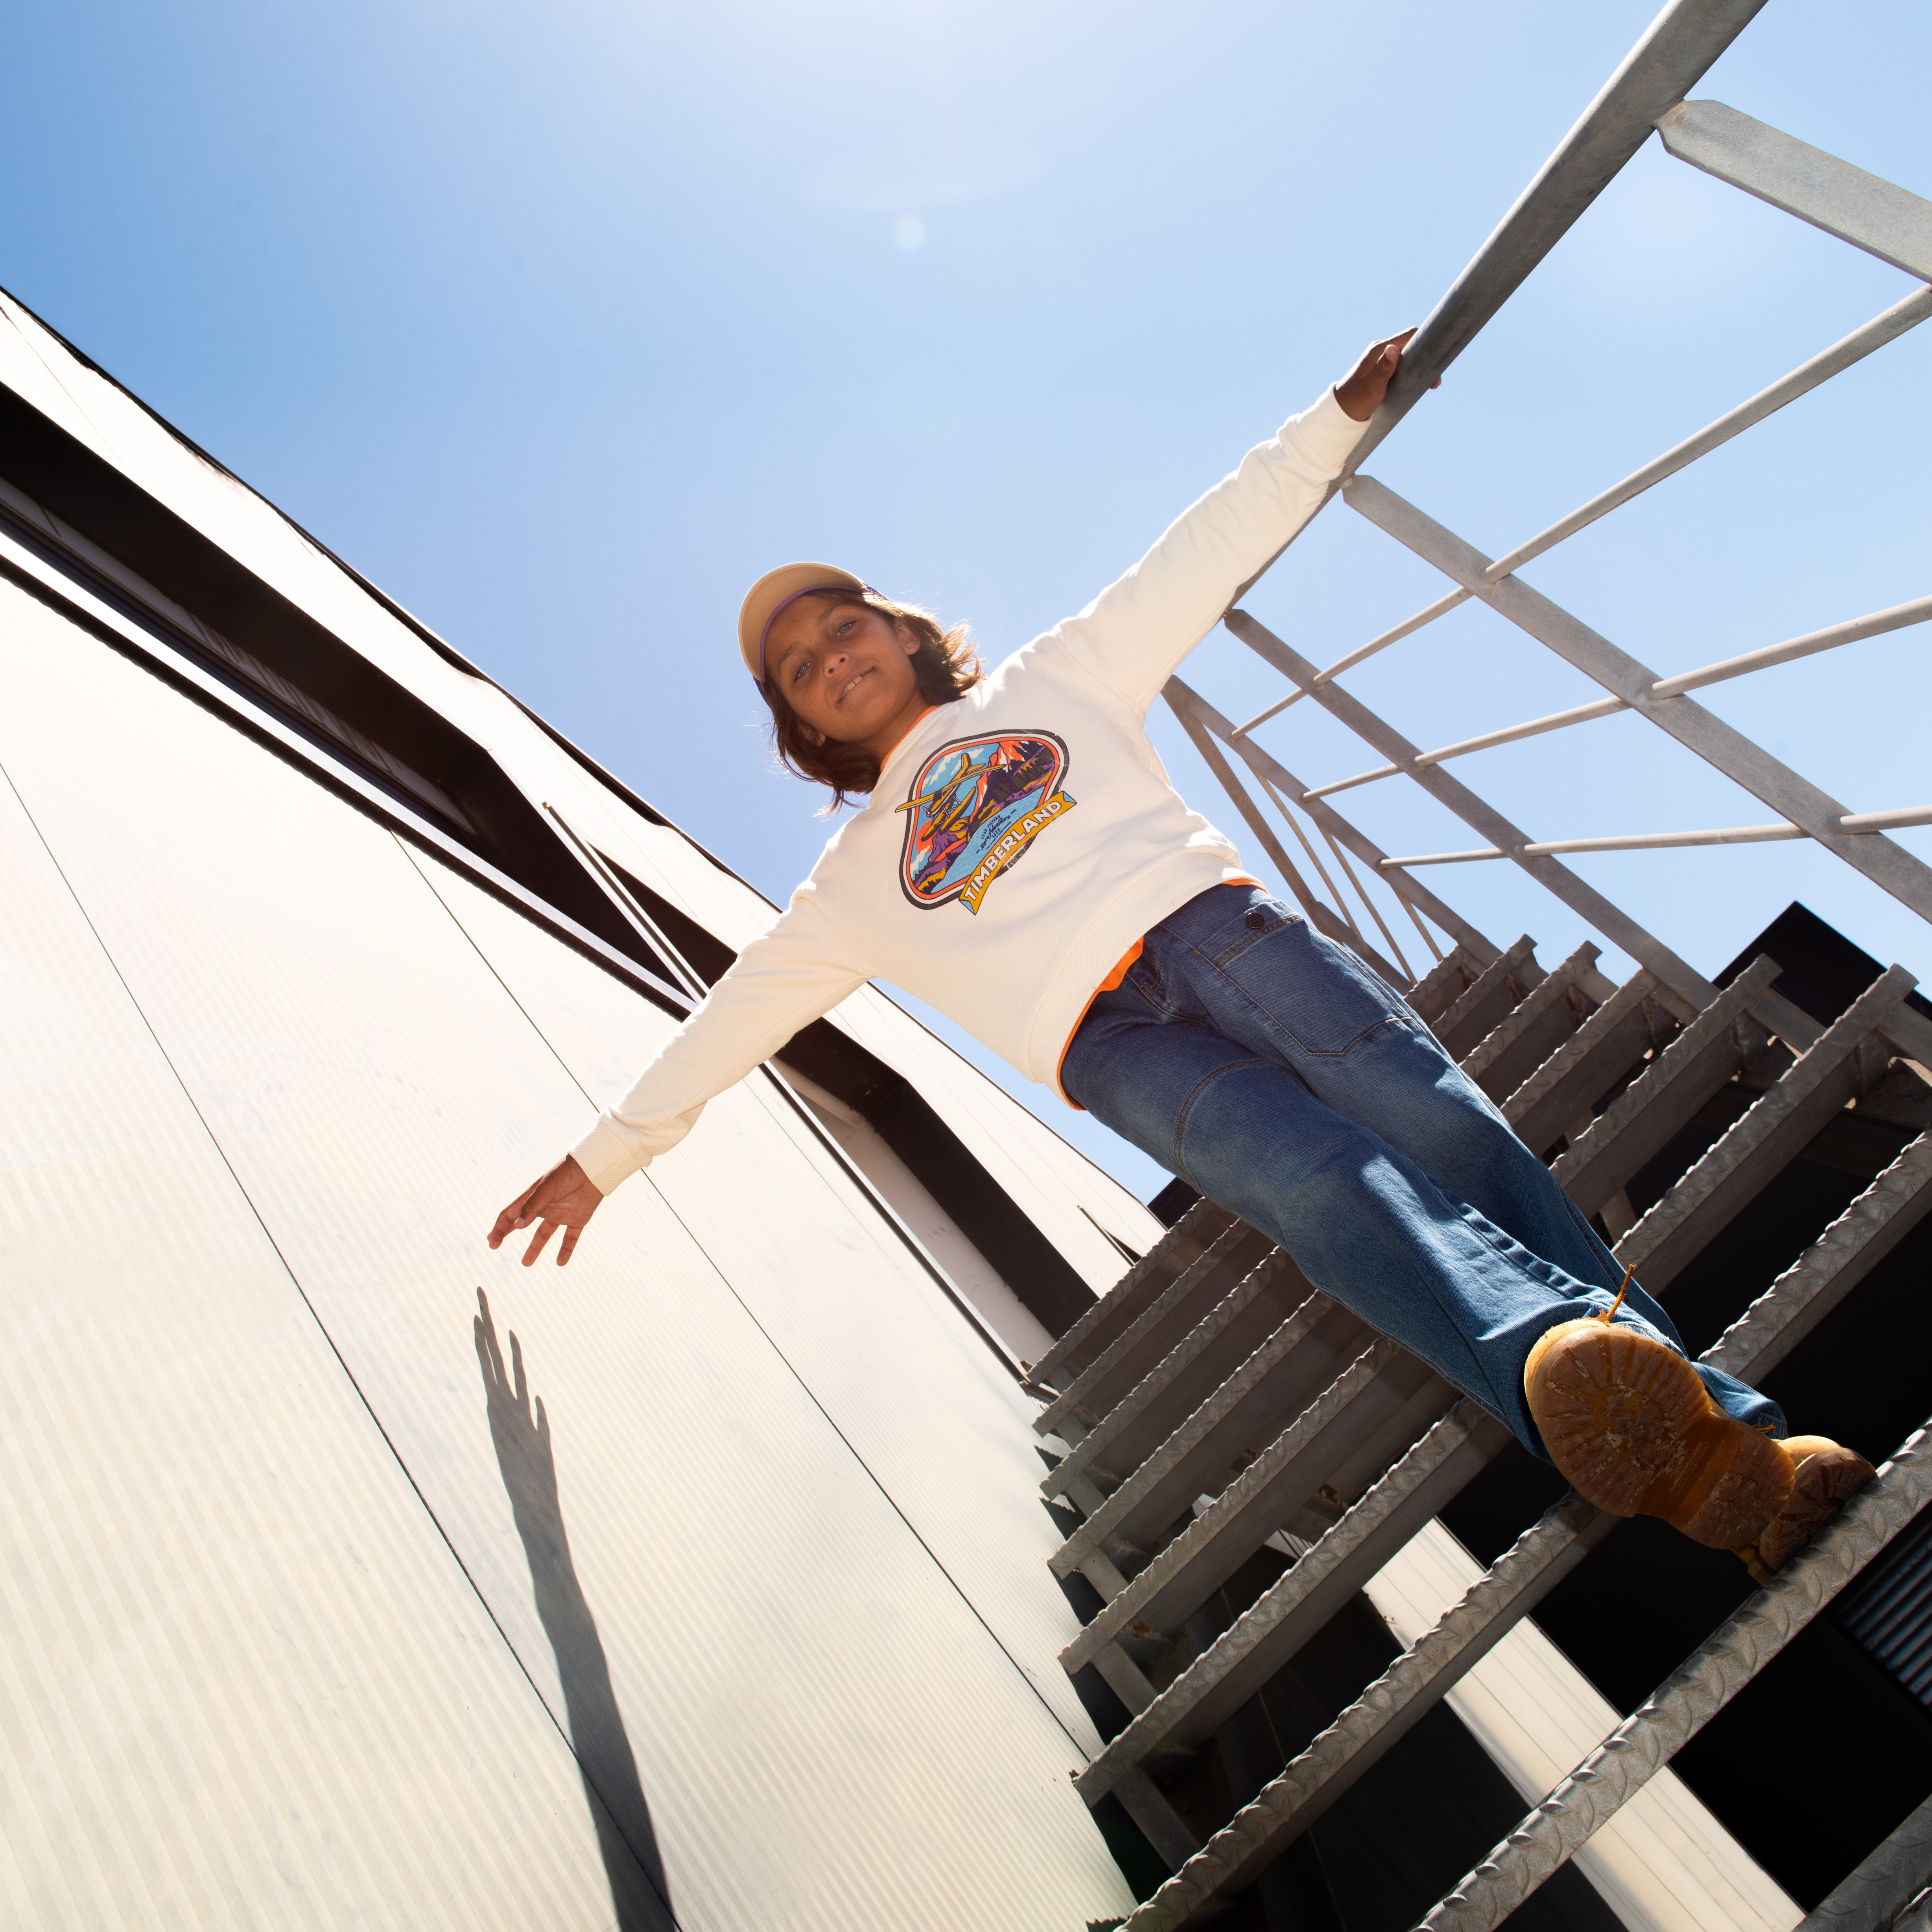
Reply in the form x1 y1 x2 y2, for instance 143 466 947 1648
1167 0 1932 1014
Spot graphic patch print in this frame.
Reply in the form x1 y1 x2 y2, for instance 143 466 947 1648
896 731 1076 914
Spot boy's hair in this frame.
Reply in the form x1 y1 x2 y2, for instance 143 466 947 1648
765 591 984 809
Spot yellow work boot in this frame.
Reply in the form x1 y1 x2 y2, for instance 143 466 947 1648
1524 1319 1794 1550
1739 1435 1877 1582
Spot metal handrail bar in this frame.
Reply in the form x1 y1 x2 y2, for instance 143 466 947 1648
1301 762 1399 802
1230 589 1470 737
1223 0 1770 607
1302 698 1626 801
1232 291 1932 751
1340 479 1932 924
1381 804 1932 868
1296 592 1932 802
1255 768 1414 980
1164 677 1499 960
1479 287 1932 585
1649 592 1932 697
1344 0 1773 469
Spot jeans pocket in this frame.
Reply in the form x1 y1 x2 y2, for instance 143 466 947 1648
1123 944 1176 1014
1223 915 1410 1058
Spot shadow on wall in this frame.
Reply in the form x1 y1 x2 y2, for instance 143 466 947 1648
475 1290 678 1932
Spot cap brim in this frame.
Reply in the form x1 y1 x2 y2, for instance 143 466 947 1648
738 562 868 686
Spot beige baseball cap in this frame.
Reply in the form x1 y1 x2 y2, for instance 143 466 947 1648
737 562 875 693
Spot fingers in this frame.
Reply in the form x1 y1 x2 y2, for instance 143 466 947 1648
492 1159 597 1265
474 1288 507 1388
487 1175 545 1249
509 1328 529 1407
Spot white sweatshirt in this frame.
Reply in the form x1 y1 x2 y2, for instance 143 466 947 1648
572 384 1363 1195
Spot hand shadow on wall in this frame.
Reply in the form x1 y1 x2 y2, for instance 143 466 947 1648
475 1289 677 1931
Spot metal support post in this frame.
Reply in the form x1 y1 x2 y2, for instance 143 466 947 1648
1164 678 1498 960
1220 611 1717 1009
1657 100 1932 281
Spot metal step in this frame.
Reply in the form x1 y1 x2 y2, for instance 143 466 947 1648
1794 1789 1932 1932
1040 1245 1306 1501
1702 1126 1932 1379
1504 966 1696 1159
1071 1401 1512 1801
1615 965 1914 1289
1026 1196 1241 1394
1407 944 1490 1023
1434 935 1544 1061
1049 1305 1447 1585
1459 940 1603 1102
1408 1420 1932 1932
1034 1220 1275 1442
1552 952 1783 1214
1097 1100 1932 1924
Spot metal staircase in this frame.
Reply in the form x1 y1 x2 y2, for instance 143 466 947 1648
1027 940 1932 1928
1018 0 1932 1916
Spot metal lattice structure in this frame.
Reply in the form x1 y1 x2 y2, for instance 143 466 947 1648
1159 1 1930 1014
1029 3 1932 1925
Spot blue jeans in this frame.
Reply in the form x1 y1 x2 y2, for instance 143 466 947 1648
1062 885 1784 1460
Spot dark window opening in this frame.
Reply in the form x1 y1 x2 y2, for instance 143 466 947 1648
0 380 667 984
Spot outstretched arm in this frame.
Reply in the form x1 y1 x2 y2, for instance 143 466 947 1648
1051 328 1436 713
485 887 866 1266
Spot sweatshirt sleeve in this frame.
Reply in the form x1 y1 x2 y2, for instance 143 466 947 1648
569 886 868 1195
1050 385 1364 713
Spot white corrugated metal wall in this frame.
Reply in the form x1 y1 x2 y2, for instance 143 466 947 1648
0 295 1146 1927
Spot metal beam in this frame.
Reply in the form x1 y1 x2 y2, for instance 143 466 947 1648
1220 612 1716 1007
1341 477 1932 926
1166 693 1330 926
1658 100 1932 282
1225 0 1771 601
1165 677 1499 961
1351 0 1773 465
1413 1420 1932 1932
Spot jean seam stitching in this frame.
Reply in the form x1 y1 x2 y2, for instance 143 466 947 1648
1209 962 1409 1060
1171 1056 1273 1181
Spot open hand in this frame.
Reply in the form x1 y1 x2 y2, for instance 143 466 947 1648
488 1153 603 1266
1335 327 1439 423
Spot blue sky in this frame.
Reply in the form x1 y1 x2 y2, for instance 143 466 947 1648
6 0 1927 1202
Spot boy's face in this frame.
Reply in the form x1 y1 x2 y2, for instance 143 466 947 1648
766 595 926 756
